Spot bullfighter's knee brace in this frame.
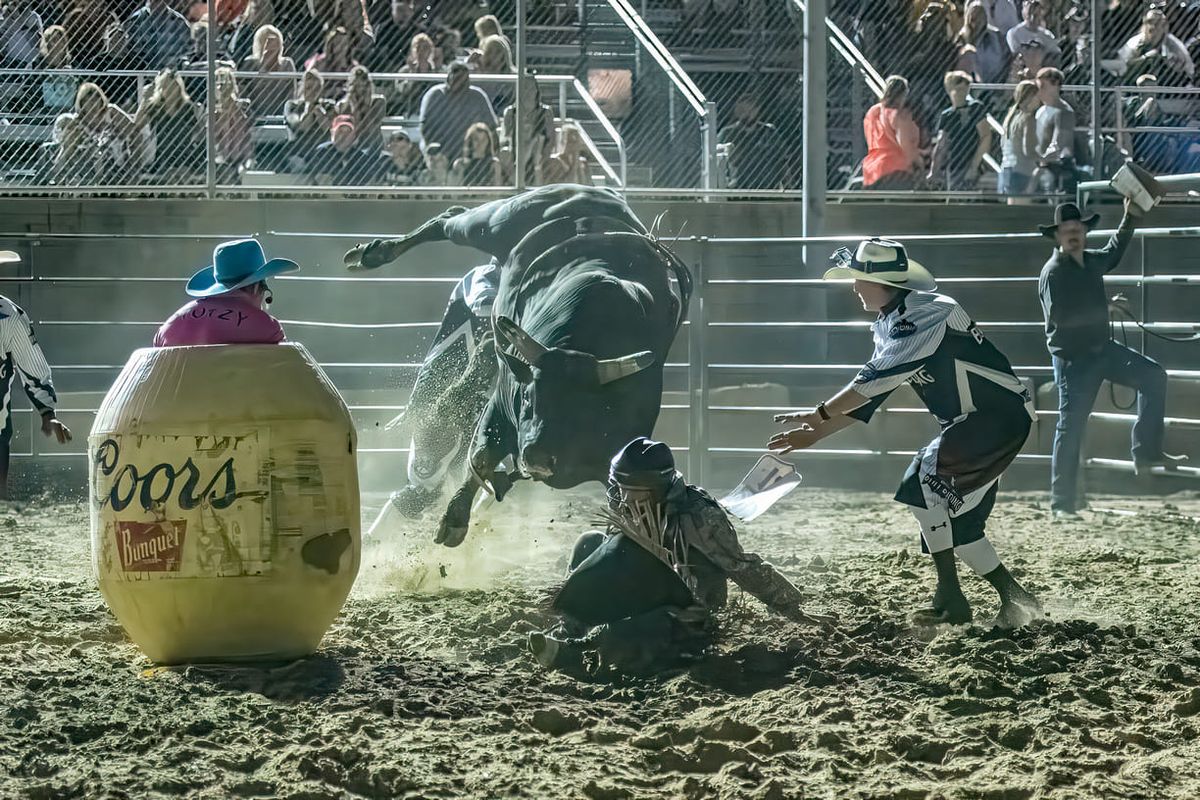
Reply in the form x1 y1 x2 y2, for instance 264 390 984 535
954 538 1001 576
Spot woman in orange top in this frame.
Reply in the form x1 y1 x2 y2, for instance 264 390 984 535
862 75 924 190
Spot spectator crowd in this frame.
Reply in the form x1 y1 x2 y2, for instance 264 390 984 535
845 0 1200 191
0 0 597 187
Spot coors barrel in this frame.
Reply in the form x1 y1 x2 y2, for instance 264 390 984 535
89 343 360 664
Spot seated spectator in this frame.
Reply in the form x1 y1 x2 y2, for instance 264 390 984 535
419 62 497 161
1123 74 1183 175
451 121 501 185
0 0 43 68
62 0 117 68
155 238 297 347
1117 8 1195 85
393 31 439 116
716 91 787 190
499 73 555 185
29 25 78 115
473 14 509 50
285 68 336 170
957 0 1011 85
928 70 992 190
999 79 1040 195
861 75 923 190
433 25 462 65
133 69 203 179
379 129 422 184
418 141 450 185
125 0 191 69
1033 66 1075 194
307 0 374 59
366 0 421 71
305 25 358 87
93 21 138 108
471 34 515 111
52 82 141 185
543 122 593 185
214 66 254 175
983 0 1020 34
240 24 296 118
1058 4 1091 84
1006 1 1061 65
308 113 377 183
225 0 276 64
336 64 386 151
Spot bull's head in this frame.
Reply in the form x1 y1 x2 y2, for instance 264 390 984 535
494 315 657 485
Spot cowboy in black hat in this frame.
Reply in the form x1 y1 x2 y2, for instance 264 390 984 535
528 436 824 676
1037 198 1184 518
768 238 1042 628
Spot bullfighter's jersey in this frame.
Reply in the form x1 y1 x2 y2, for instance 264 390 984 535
0 295 58 440
846 291 1035 427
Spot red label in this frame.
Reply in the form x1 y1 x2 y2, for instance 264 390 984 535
115 521 187 572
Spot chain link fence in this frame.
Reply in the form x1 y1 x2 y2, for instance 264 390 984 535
0 0 1196 193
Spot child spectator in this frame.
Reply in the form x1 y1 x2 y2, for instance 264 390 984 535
451 121 501 186
861 75 923 190
133 68 203 179
999 78 1040 195
928 70 992 190
418 140 450 185
1034 66 1075 194
240 24 296 118
335 64 386 151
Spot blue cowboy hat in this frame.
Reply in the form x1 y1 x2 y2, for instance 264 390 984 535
186 238 299 298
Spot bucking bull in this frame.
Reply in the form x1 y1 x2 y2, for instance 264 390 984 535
345 185 693 547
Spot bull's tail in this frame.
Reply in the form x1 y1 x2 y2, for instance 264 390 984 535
654 237 694 335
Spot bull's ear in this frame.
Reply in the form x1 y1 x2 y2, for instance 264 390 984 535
495 315 549 366
500 351 534 384
596 351 655 384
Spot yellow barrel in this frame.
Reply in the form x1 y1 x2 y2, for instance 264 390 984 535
89 343 360 664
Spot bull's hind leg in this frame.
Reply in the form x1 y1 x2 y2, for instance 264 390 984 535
345 206 468 270
435 396 515 547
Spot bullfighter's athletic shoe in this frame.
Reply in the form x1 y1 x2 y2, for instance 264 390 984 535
1134 452 1189 476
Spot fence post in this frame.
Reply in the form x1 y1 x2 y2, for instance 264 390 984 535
1090 0 1103 181
802 0 827 248
515 0 526 192
701 101 717 195
687 238 709 486
205 12 218 199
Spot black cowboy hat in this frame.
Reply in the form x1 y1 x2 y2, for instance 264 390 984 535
550 533 695 627
1038 203 1101 239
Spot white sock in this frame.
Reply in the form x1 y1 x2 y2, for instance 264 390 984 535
955 538 1001 576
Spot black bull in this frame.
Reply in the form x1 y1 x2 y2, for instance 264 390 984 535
347 185 693 546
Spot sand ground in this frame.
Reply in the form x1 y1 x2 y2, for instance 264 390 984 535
2 486 1200 800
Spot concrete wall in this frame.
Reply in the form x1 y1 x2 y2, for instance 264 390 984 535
2 196 1196 499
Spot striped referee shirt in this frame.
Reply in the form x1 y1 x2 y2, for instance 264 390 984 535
0 296 58 416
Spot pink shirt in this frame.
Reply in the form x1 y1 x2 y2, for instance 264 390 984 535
153 292 285 347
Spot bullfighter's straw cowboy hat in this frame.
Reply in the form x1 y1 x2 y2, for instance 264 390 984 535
823 238 937 292
1038 203 1100 240
186 238 298 298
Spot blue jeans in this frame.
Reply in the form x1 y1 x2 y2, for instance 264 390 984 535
1050 341 1168 512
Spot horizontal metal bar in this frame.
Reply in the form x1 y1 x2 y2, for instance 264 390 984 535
1086 458 1200 478
707 275 1200 286
0 232 255 240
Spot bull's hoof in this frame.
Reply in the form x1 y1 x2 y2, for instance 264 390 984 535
344 239 399 271
435 522 469 548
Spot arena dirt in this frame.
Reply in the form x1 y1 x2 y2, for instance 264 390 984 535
3 487 1200 799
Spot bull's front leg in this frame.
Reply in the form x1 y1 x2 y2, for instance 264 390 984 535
435 397 515 548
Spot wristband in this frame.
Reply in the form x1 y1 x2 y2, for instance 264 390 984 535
816 402 831 422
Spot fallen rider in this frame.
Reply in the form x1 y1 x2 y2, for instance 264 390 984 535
528 437 829 676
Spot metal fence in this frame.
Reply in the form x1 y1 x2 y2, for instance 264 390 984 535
0 0 1197 195
7 222 1199 498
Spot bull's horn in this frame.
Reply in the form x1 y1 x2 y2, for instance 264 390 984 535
596 351 656 384
495 316 549 365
